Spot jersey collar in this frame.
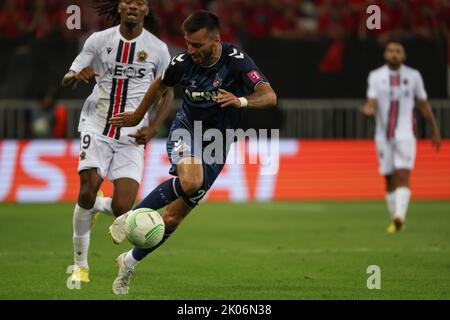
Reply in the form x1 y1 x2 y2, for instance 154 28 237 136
117 25 145 43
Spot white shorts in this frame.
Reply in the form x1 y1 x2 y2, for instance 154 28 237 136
77 132 145 183
375 138 416 175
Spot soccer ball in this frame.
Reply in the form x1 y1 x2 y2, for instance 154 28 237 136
125 208 165 249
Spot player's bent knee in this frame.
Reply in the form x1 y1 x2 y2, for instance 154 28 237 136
397 176 410 187
394 170 410 187
179 176 203 195
78 187 97 209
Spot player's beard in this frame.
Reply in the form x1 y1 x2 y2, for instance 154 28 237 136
125 21 138 31
200 45 217 66
387 59 401 70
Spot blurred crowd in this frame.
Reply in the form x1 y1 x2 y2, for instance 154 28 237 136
1 0 449 45
1 0 448 139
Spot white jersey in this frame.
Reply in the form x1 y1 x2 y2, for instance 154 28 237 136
70 26 171 143
367 64 428 141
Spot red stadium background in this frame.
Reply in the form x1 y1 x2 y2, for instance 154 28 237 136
1 139 449 202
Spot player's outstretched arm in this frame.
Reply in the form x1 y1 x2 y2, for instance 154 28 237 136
129 87 174 145
110 76 168 128
148 86 174 134
417 100 441 151
360 99 377 117
215 83 277 109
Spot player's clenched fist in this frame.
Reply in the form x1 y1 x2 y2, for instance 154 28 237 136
128 127 158 145
75 67 99 84
360 102 376 117
62 67 99 89
214 89 242 108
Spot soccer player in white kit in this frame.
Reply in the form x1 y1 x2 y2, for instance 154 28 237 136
361 40 441 233
61 0 173 282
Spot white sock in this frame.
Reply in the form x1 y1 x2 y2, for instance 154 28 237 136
385 192 396 218
73 204 94 267
124 250 139 269
394 187 411 221
94 196 114 216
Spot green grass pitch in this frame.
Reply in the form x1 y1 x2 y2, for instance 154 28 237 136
0 201 449 299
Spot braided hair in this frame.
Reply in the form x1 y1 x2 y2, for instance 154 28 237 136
94 0 160 36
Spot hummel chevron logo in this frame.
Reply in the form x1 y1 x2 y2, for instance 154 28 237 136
229 48 244 59
171 54 185 65
174 137 183 152
107 47 112 54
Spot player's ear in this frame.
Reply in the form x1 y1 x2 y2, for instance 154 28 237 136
214 32 221 44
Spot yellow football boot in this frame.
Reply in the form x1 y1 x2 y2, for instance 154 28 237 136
70 266 90 283
386 222 396 234
386 217 404 233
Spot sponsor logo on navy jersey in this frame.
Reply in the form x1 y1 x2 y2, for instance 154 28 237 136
184 89 219 101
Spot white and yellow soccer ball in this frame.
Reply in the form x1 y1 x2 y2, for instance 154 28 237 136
125 208 165 249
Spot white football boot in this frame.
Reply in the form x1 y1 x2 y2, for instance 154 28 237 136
109 211 130 244
112 252 134 295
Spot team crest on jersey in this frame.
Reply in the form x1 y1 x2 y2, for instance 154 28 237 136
403 79 409 85
213 73 222 88
137 50 148 62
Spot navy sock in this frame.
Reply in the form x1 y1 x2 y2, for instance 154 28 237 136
131 232 172 261
135 178 187 210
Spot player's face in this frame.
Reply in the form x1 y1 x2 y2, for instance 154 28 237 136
184 28 220 65
118 0 149 26
384 43 406 68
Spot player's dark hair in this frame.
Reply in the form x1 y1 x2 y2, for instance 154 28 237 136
94 0 160 36
182 10 220 35
385 38 405 49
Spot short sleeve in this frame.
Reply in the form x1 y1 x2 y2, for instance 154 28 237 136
367 72 377 99
414 71 428 101
161 53 187 87
230 50 269 91
70 33 97 73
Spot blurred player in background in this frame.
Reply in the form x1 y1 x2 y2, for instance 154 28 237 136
361 40 441 233
61 0 173 283
107 10 277 294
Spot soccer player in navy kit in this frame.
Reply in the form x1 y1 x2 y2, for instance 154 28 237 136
108 10 277 294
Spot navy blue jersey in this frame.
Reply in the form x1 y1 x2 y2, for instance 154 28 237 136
161 42 269 130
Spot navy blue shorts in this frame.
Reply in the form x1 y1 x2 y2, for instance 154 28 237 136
166 112 232 206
